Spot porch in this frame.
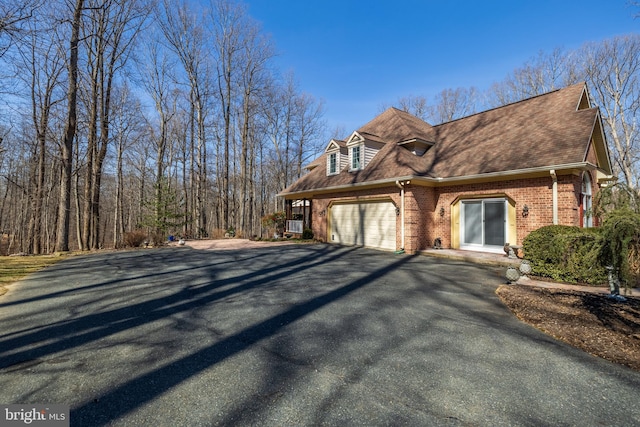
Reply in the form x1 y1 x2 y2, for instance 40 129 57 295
284 198 312 235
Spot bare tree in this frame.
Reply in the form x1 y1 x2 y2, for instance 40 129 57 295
488 48 580 107
292 91 325 179
111 84 145 247
237 21 273 236
78 0 147 250
581 34 640 187
395 95 430 122
138 36 177 235
56 0 84 253
262 72 325 211
211 0 246 231
0 0 43 60
431 86 479 123
385 86 478 125
157 0 212 238
15 11 65 254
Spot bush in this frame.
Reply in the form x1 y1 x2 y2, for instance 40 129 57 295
150 232 165 247
523 225 607 285
261 211 286 235
302 228 314 240
123 230 147 248
599 209 640 289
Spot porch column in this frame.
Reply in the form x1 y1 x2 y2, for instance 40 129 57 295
303 198 308 229
285 199 292 221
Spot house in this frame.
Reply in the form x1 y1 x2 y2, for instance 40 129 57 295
279 83 615 254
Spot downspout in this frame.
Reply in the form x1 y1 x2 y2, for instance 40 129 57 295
395 180 406 252
550 169 558 225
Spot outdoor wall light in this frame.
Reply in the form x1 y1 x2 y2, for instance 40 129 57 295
439 206 445 217
522 204 529 217
319 209 326 217
396 207 401 216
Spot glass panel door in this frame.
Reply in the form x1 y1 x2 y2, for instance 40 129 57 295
461 199 507 249
484 200 506 246
462 201 482 245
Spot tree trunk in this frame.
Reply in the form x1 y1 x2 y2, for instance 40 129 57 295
56 0 83 253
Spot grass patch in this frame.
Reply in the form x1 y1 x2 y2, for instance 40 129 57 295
0 255 67 294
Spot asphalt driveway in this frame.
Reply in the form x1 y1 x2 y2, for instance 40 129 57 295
0 244 639 426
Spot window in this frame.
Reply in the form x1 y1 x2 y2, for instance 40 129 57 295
351 145 361 170
582 173 593 227
328 152 337 174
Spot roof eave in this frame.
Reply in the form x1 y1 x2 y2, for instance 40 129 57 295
422 162 598 184
279 162 600 198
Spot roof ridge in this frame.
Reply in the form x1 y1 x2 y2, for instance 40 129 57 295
434 82 587 128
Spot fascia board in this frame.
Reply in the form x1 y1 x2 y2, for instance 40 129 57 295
278 163 597 198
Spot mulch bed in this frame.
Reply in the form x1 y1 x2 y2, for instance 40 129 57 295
496 284 640 371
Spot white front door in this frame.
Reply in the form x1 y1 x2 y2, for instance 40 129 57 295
461 199 506 251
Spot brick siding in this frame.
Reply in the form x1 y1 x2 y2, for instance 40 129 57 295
310 172 592 254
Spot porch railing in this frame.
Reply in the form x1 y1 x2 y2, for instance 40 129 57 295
286 220 303 234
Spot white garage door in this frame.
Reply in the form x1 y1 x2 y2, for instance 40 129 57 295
330 201 397 251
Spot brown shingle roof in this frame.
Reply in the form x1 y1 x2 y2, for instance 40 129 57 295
283 83 599 195
424 82 597 177
357 107 437 143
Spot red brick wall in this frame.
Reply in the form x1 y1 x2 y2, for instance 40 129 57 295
308 173 590 254
432 175 582 250
404 186 436 254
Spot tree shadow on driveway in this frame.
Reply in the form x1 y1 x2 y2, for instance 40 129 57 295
2 245 640 426
67 247 416 425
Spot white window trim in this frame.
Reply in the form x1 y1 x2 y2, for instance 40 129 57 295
327 152 338 175
350 144 363 171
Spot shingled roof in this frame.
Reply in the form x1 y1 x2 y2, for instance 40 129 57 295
357 107 437 143
282 83 605 196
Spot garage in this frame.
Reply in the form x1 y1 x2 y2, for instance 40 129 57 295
329 200 397 251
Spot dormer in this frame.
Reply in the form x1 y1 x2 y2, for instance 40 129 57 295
346 131 385 172
324 139 348 176
397 138 435 156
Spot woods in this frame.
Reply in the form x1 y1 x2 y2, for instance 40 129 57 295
1 0 639 255
0 0 325 254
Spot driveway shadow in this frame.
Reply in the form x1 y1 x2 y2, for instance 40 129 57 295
1 245 639 426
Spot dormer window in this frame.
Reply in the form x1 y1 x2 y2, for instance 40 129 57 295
351 145 362 170
328 152 337 175
344 131 383 172
324 139 346 176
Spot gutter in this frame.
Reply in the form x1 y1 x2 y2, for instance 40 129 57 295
279 162 597 198
395 180 407 251
550 169 558 225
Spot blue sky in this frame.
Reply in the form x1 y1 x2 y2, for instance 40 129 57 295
244 0 639 133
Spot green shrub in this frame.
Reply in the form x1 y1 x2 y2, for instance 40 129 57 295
523 225 607 285
302 228 314 240
599 209 640 289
